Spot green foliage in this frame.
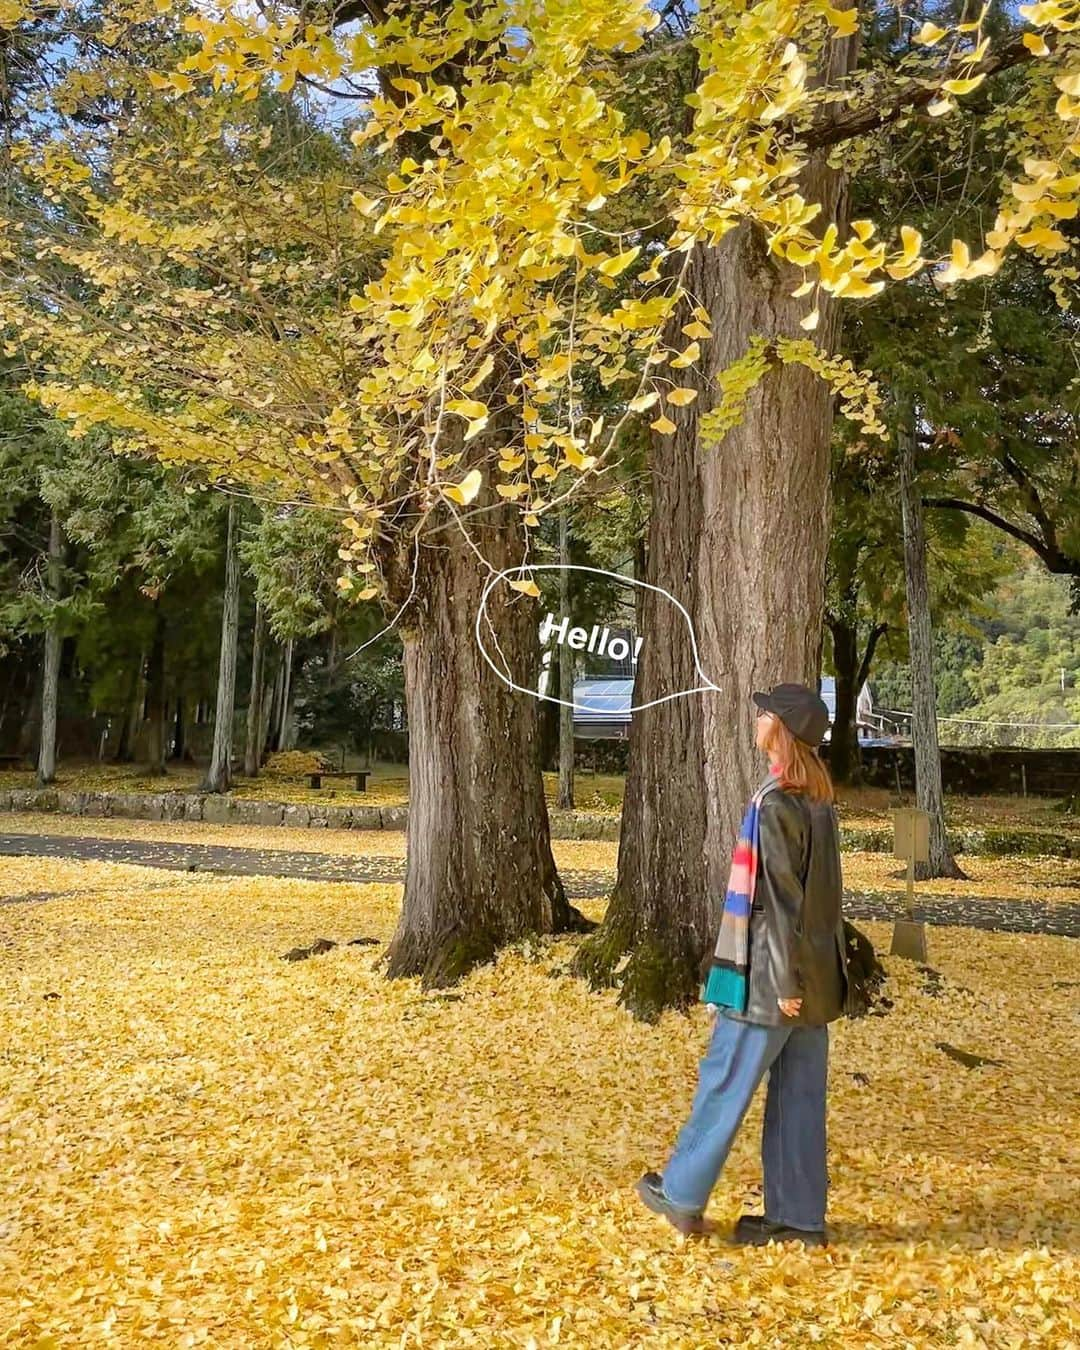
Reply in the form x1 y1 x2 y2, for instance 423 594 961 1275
873 557 1080 745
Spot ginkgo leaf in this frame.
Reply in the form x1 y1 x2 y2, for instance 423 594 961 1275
927 97 955 116
629 391 660 412
800 308 821 330
824 5 859 37
913 20 948 44
650 414 677 434
445 399 488 422
596 245 641 277
666 387 698 405
670 341 701 369
563 444 597 470
508 577 540 597
942 75 986 96
462 354 495 392
1017 225 1070 251
442 469 482 505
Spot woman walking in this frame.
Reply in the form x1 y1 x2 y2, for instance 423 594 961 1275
636 682 849 1247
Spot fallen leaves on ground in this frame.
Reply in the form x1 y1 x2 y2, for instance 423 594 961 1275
841 851 1080 904
0 766 412 808
835 785 1077 832
0 814 614 874
6 766 1080 836
0 859 1077 1348
4 814 1079 906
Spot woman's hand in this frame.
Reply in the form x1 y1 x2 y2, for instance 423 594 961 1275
777 997 802 1018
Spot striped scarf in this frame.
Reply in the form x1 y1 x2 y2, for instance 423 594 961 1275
702 779 774 1012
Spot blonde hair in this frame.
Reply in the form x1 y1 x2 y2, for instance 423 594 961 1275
760 713 835 804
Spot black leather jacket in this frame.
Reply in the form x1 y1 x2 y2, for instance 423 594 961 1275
727 775 848 1028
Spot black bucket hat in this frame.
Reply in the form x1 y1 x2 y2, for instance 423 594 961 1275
753 682 830 747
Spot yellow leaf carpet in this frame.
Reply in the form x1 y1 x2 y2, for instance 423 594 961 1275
1 852 1077 1347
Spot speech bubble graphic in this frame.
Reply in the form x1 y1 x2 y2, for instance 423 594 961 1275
475 564 720 714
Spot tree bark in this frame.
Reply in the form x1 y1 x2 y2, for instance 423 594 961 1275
113 655 144 763
244 600 267 776
203 503 241 794
382 393 590 987
557 507 574 810
574 27 860 1019
897 399 966 879
35 513 63 787
17 662 41 760
385 523 590 987
265 649 283 754
172 693 188 762
258 659 277 762
144 604 168 776
827 616 861 785
277 637 293 751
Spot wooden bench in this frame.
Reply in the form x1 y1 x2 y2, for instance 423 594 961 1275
0 754 26 769
308 770 370 792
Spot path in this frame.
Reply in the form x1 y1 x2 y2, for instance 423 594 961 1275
0 832 1078 937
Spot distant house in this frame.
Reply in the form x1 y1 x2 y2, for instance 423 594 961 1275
564 670 877 742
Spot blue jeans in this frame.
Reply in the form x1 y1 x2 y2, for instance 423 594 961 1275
661 1011 829 1230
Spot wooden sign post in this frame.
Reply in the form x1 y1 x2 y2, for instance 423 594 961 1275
890 806 930 961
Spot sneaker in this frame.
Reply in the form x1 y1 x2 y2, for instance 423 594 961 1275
634 1172 715 1236
733 1213 827 1247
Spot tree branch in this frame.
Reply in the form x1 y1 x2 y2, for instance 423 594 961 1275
1001 450 1060 556
856 622 888 691
800 30 1055 153
923 495 1080 572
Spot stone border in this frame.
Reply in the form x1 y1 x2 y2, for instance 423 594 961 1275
0 788 620 840
1 788 1077 855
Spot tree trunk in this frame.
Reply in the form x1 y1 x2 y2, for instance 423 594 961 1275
827 616 861 785
897 399 965 879
113 655 144 763
383 433 589 989
280 657 299 750
203 503 241 794
574 29 860 1019
258 659 277 762
633 534 647 637
264 650 283 754
557 508 574 810
244 601 267 776
36 513 63 787
277 638 293 751
144 605 168 776
172 693 188 762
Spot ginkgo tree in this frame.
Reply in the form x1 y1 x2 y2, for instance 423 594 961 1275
4 0 1080 994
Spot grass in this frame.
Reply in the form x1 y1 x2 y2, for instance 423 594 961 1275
1 857 1076 1346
